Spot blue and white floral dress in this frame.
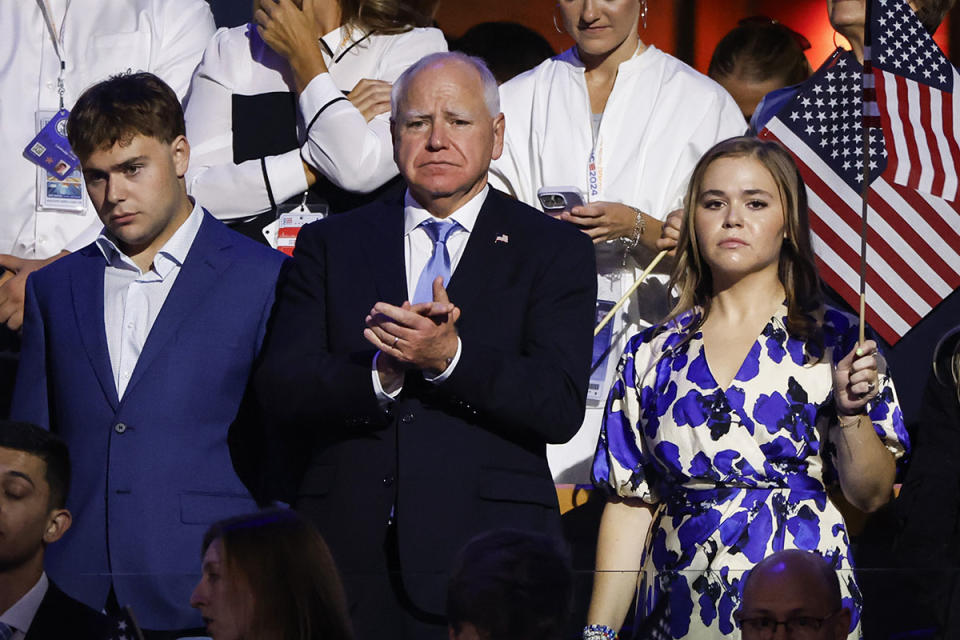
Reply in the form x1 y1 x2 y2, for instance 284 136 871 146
592 304 909 639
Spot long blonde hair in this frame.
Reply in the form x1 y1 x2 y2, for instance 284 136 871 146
666 136 823 346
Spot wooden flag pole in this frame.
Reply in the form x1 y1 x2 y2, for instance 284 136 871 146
594 249 668 336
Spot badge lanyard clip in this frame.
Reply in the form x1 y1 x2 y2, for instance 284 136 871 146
37 0 71 108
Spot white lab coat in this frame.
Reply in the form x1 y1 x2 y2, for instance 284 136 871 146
491 45 747 481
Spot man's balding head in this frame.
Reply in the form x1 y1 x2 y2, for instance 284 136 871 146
737 550 851 639
389 52 504 218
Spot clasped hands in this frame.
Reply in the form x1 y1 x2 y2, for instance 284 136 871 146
832 340 882 417
364 277 460 380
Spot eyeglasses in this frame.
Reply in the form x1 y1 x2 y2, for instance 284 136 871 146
737 611 841 638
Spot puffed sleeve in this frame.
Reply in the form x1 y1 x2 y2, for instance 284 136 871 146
592 326 666 503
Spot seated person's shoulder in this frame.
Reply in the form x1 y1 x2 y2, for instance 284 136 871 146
32 581 115 640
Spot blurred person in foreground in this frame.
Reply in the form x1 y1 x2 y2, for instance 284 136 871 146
247 51 596 639
708 17 812 123
736 549 852 640
0 421 114 640
489 0 746 482
586 137 906 639
446 529 573 640
10 72 287 637
190 509 353 640
184 0 446 243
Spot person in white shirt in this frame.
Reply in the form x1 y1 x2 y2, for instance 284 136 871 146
0 421 113 640
489 0 746 482
184 0 447 242
0 0 215 332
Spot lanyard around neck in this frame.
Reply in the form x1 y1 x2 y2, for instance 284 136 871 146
36 0 71 109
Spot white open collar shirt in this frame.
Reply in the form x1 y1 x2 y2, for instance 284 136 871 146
95 202 203 399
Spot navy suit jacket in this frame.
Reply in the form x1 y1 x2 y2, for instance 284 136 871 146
24 580 114 640
11 212 287 631
249 187 597 613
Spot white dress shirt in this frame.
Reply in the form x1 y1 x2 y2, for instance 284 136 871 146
0 0 215 258
371 186 489 402
0 572 49 640
96 203 204 399
185 24 447 220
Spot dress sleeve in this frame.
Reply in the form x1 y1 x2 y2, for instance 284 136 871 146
298 28 448 193
592 327 663 503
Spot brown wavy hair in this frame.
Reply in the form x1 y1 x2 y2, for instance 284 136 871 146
340 0 434 33
666 136 823 348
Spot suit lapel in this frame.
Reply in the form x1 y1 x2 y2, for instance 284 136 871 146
446 189 512 307
359 200 407 304
71 246 120 409
122 214 234 399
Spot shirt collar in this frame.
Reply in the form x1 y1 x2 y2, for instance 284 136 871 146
0 572 48 633
403 186 488 237
95 201 204 277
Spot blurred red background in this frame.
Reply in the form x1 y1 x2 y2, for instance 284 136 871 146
435 0 953 74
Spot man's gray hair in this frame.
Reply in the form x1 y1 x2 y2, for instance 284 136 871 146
390 51 500 119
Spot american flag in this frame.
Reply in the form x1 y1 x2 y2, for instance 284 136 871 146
759 3 960 345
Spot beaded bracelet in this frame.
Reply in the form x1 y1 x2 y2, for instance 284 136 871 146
583 624 618 640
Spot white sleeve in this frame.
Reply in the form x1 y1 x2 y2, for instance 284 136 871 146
298 28 447 193
184 30 309 220
149 0 217 100
488 74 538 206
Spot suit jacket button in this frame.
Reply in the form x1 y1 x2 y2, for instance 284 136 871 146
401 413 414 424
383 474 395 487
114 422 127 434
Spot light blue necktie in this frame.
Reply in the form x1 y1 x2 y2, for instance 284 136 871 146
413 219 459 303
0 622 14 640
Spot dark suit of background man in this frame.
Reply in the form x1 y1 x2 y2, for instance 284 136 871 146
11 73 287 636
249 51 596 639
0 422 115 640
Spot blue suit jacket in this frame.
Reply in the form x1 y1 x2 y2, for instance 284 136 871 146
11 212 287 631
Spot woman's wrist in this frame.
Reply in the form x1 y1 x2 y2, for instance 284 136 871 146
619 206 645 249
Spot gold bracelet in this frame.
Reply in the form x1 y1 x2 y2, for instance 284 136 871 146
836 412 862 429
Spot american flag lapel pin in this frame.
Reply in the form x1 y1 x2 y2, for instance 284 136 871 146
495 234 509 244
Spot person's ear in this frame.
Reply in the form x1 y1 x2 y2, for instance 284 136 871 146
42 508 72 545
170 135 190 178
490 112 505 161
834 608 852 640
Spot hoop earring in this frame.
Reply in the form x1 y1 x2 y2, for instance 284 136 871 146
641 0 648 29
553 5 565 34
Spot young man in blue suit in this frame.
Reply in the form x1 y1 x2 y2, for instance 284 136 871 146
250 52 597 640
11 72 287 637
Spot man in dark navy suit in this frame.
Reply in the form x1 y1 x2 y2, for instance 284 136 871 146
0 422 114 640
251 52 597 640
11 73 286 636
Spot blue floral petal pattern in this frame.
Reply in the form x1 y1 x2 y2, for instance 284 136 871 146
592 305 908 638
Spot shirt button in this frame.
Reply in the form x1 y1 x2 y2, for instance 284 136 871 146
400 413 414 424
383 474 395 487
114 422 127 434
